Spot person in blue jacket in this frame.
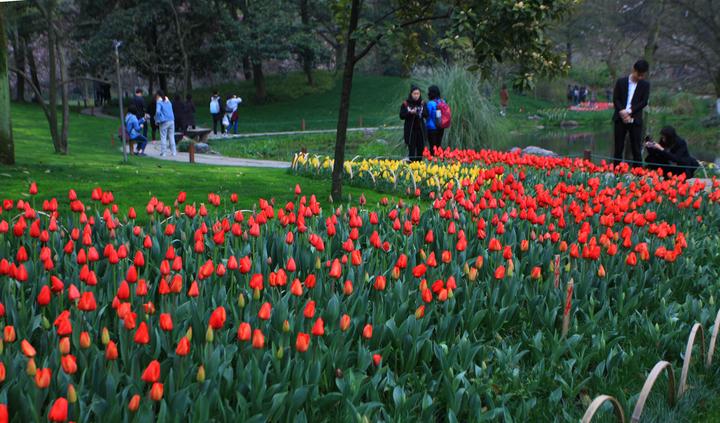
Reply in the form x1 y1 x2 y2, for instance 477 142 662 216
155 90 176 156
426 85 444 155
125 104 148 156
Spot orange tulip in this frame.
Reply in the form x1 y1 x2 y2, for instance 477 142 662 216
362 324 373 340
251 329 265 349
295 332 310 353
34 367 52 388
150 382 164 401
237 322 251 341
47 397 68 422
21 339 36 357
128 394 141 412
340 314 351 332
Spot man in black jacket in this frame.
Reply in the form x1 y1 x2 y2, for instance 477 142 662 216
612 60 650 166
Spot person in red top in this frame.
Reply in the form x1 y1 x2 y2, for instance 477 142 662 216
499 84 509 116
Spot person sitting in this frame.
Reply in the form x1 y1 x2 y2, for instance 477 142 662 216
125 104 148 156
644 126 699 178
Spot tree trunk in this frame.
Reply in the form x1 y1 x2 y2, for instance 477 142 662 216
57 40 70 154
330 0 360 201
0 5 15 164
159 73 168 93
242 56 253 80
168 0 191 98
643 0 664 67
252 61 267 103
148 72 155 96
565 41 572 66
24 35 42 101
299 0 314 86
47 3 63 154
12 28 26 102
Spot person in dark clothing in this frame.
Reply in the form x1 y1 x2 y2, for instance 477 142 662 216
400 86 428 162
173 95 187 134
612 59 651 166
645 126 699 178
148 97 158 141
132 88 148 138
185 94 196 130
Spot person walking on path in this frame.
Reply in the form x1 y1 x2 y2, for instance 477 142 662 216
131 88 148 138
210 91 223 135
499 84 509 116
185 94 196 131
426 85 445 155
155 91 176 157
400 85 428 162
125 104 148 156
612 59 651 166
225 95 242 135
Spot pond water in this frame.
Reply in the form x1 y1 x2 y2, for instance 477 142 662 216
509 127 719 165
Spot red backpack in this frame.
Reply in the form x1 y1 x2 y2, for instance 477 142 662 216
437 99 452 129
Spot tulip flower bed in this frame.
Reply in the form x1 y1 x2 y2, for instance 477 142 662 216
1 162 720 421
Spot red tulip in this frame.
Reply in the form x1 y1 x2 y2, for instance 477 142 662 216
176 337 191 356
530 266 542 280
209 306 227 329
328 259 342 279
372 354 382 366
37 285 52 306
258 302 272 321
494 265 506 280
340 314 351 332
47 397 68 422
128 394 141 412
141 360 161 383
150 382 164 401
77 292 97 311
159 313 174 331
237 322 251 341
34 368 52 388
303 300 316 319
21 339 36 357
311 318 325 336
61 354 78 374
134 322 150 344
362 324 373 340
295 332 310 352
251 329 265 349
105 341 119 361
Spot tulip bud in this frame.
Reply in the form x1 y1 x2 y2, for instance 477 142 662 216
185 327 193 341
42 316 51 330
391 266 401 280
102 327 110 345
26 358 37 376
0 340 3 354
507 260 514 276
150 382 164 401
205 326 214 343
597 264 606 278
468 267 478 281
68 384 77 403
80 332 91 349
253 288 261 301
238 293 246 308
364 273 370 283
415 305 425 319
276 346 284 360
196 365 206 383
314 256 321 270
59 337 71 355
282 320 290 333
447 288 454 299
463 262 470 276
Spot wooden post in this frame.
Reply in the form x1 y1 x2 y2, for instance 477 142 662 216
358 116 363 127
301 119 306 131
188 141 195 163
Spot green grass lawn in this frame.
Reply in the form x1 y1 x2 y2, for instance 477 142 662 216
209 129 406 162
1 103 393 217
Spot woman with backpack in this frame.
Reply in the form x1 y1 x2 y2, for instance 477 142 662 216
426 85 446 155
400 86 428 162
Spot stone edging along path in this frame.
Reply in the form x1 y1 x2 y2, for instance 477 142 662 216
128 141 290 169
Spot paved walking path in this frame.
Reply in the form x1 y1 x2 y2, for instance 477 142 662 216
208 126 401 140
127 141 290 168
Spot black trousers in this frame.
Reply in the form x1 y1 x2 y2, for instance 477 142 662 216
427 129 444 155
613 120 643 166
407 130 425 162
212 113 223 134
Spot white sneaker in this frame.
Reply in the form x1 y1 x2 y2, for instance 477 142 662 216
172 153 177 157
160 153 166 157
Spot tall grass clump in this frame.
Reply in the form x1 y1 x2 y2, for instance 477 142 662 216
411 65 509 150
